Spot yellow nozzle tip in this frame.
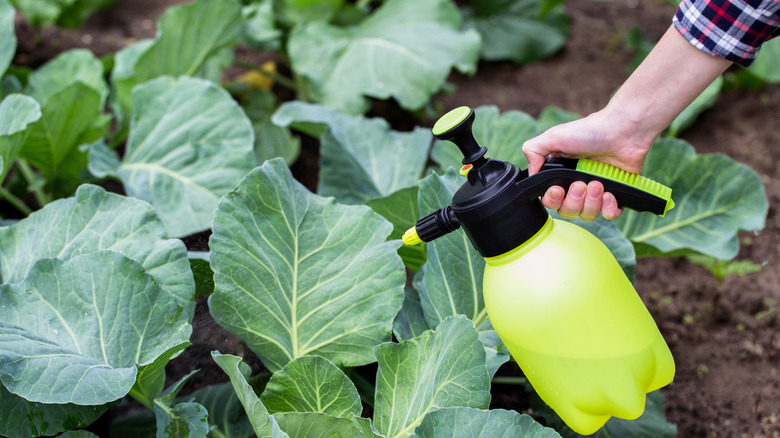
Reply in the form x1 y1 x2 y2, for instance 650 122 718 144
403 227 422 246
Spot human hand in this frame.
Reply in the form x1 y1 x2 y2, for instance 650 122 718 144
522 109 653 221
521 23 733 221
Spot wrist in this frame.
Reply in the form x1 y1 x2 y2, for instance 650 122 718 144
596 102 659 152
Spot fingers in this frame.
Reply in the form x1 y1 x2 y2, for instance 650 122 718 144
557 181 589 220
522 136 553 175
541 185 565 210
524 148 547 175
541 181 623 221
601 193 623 220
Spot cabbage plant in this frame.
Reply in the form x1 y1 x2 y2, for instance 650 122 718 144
0 0 770 435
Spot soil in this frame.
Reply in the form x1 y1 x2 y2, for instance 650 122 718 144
10 0 780 437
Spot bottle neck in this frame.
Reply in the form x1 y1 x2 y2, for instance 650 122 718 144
484 216 554 266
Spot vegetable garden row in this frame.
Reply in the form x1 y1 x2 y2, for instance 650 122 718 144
0 0 774 436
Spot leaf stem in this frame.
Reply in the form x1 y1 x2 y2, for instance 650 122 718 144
209 429 229 438
127 387 154 410
491 376 528 385
108 126 129 149
0 186 33 215
16 159 51 207
234 61 298 91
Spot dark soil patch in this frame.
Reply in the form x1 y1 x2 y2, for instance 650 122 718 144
11 0 780 437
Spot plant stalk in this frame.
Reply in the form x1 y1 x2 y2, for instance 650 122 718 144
16 159 51 207
0 186 33 216
127 388 154 411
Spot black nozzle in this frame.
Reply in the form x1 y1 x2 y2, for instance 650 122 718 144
414 207 460 242
432 107 487 167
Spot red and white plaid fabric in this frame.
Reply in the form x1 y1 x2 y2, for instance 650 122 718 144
673 0 780 66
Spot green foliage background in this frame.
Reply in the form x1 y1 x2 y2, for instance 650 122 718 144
0 0 771 436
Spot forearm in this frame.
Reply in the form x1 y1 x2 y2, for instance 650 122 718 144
603 24 733 146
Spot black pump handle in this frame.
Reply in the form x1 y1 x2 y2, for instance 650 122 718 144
515 157 671 216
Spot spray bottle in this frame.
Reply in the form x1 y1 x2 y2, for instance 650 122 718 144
403 107 675 434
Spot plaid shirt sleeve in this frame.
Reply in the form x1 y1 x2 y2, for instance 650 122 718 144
673 0 780 66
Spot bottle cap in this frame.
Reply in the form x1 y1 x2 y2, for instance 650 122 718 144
404 107 674 258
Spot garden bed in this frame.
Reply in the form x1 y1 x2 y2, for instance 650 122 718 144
11 0 780 437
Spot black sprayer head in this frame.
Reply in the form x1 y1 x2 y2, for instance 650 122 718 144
404 106 674 258
411 106 549 256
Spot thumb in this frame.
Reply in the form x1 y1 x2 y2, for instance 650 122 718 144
522 138 551 175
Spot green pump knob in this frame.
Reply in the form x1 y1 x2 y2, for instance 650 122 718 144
432 106 487 167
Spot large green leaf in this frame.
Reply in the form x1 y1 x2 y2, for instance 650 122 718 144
0 251 191 405
0 184 195 317
273 101 432 204
18 50 109 189
0 94 41 178
616 139 768 259
0 0 15 76
133 0 241 79
193 380 257 438
465 0 568 64
748 37 780 83
415 169 509 378
20 83 108 185
374 315 491 438
431 105 536 171
242 0 282 50
11 0 113 27
26 49 108 106
209 159 405 371
10 0 72 26
111 0 242 118
110 377 262 438
56 0 114 28
276 0 344 27
392 286 430 342
536 105 580 133
234 89 299 165
261 356 362 416
89 77 256 237
416 170 487 328
414 407 561 437
212 352 289 438
366 187 426 270
255 119 301 167
129 342 191 409
153 371 210 438
189 255 215 297
287 0 481 113
0 76 22 102
273 413 377 438
0 384 110 438
110 39 153 121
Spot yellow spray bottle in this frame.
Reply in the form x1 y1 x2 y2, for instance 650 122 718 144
403 107 675 435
